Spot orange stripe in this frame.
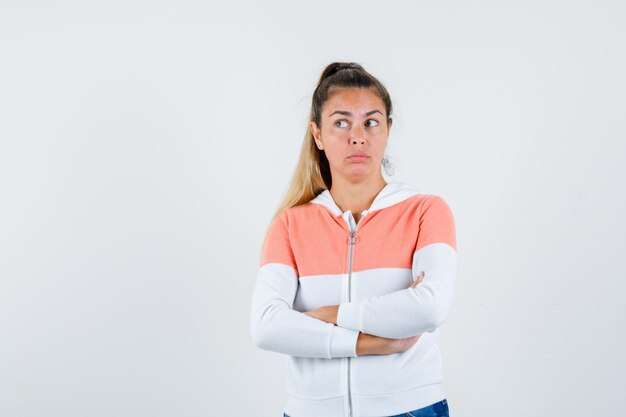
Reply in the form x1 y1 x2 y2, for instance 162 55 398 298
414 194 457 252
261 194 456 278
285 204 349 277
260 212 297 270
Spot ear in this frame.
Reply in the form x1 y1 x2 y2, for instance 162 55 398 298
310 121 319 139
387 117 393 131
310 121 323 149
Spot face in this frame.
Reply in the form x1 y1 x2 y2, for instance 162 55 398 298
310 87 392 183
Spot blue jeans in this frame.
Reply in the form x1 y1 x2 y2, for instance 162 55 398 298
283 398 449 417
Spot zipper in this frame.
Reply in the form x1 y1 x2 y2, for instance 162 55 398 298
347 227 355 417
345 210 367 417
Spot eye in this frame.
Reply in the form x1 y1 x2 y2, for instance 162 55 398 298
335 120 349 128
366 119 379 127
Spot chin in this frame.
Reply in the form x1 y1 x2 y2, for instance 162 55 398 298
342 169 374 180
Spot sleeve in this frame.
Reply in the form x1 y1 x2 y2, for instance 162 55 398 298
249 212 360 358
336 195 459 339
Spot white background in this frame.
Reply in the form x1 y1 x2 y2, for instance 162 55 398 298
1 1 624 416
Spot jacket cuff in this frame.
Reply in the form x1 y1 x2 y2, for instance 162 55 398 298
337 301 362 332
329 325 359 357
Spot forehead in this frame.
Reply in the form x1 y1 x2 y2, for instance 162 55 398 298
324 87 384 115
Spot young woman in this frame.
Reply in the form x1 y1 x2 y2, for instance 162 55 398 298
250 62 457 417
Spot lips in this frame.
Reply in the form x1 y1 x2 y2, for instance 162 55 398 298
347 154 369 162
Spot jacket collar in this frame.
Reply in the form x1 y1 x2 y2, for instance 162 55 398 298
309 181 421 217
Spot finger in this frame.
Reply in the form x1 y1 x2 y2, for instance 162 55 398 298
410 272 426 288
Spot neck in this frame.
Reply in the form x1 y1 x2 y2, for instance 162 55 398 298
329 176 388 216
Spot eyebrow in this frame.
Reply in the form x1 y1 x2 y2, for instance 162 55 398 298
328 109 384 118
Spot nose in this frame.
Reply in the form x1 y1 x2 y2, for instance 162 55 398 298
350 124 366 144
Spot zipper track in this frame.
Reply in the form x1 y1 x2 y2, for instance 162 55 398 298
346 210 366 417
347 228 355 417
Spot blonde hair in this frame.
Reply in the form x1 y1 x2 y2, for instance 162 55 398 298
259 62 395 262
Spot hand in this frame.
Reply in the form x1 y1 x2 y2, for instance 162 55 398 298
303 305 339 325
409 271 425 289
385 334 421 354
357 332 421 355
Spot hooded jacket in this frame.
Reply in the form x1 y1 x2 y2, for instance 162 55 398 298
249 181 458 417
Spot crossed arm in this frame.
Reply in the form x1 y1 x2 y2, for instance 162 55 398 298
249 243 457 359
303 271 425 324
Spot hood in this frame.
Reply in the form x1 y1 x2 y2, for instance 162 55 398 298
308 181 421 217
